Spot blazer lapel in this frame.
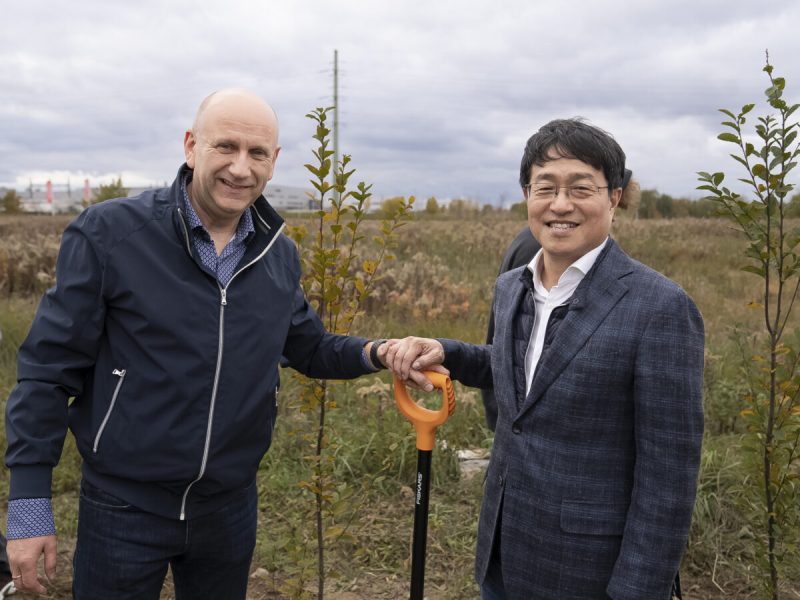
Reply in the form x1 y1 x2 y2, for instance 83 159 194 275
491 268 527 417
516 240 634 419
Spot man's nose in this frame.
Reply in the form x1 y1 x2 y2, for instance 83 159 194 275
228 151 251 178
550 188 574 212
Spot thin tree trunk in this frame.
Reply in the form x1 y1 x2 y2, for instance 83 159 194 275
316 383 327 599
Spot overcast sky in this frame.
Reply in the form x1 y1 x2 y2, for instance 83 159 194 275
3 0 799 205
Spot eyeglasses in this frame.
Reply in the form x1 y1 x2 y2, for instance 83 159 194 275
524 183 609 200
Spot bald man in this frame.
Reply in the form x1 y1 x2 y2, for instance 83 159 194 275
4 90 388 598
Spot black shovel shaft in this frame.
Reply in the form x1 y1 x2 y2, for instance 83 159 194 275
410 449 432 600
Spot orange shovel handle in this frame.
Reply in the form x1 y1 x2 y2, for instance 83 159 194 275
393 372 456 451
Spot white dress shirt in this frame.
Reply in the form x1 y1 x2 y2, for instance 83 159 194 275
524 238 608 394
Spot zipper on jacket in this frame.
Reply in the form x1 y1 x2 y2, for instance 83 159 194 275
177 222 285 520
180 292 225 520
176 207 192 255
226 222 286 289
93 369 127 453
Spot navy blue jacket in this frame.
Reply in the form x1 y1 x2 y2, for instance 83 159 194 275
5 165 370 520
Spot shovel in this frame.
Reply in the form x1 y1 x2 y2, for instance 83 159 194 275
393 371 456 600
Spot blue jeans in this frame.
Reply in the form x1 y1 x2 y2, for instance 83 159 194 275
72 479 257 600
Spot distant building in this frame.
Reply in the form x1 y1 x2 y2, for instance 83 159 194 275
14 183 154 214
19 184 83 214
12 181 315 214
264 184 314 212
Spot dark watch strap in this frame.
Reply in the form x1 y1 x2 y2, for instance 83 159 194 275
370 339 387 369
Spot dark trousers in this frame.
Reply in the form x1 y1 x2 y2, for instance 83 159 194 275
480 503 507 600
72 479 257 600
0 532 10 578
481 558 507 600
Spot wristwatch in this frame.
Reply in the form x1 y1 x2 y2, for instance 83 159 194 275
370 339 388 369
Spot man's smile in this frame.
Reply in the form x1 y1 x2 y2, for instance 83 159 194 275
546 221 578 230
219 177 251 190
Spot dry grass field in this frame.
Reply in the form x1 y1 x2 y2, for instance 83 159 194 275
1 213 798 599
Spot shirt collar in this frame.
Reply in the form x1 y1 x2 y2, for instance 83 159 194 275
180 172 255 242
528 237 608 296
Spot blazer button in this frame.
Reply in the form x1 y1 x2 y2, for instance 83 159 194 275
498 474 504 486
512 425 522 434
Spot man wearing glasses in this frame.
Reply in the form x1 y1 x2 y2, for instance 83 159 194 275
384 119 704 599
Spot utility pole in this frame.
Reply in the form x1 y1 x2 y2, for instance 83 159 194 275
333 49 340 202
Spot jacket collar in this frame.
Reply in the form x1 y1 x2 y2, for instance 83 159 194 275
168 163 286 266
496 239 635 420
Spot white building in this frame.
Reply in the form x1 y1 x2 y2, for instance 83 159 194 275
11 181 316 214
264 184 314 212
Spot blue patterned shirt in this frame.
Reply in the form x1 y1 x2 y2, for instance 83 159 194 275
6 497 56 539
181 173 255 286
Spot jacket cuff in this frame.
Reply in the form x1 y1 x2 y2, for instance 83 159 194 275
435 338 493 389
437 338 460 366
9 465 54 500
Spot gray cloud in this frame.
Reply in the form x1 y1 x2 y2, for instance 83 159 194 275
2 0 798 203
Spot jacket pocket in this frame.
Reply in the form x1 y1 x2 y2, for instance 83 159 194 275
560 500 627 536
80 480 133 510
93 368 127 453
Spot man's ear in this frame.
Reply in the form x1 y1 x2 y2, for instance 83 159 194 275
265 146 281 182
184 130 196 168
610 187 622 209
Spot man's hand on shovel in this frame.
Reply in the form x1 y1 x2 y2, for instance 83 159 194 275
378 337 449 391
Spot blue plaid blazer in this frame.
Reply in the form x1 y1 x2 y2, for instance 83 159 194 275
441 240 704 600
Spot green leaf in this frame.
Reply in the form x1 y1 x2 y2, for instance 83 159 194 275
741 103 756 115
696 185 722 195
730 155 748 168
742 265 765 276
354 278 366 295
362 259 377 275
769 154 787 170
718 132 740 144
